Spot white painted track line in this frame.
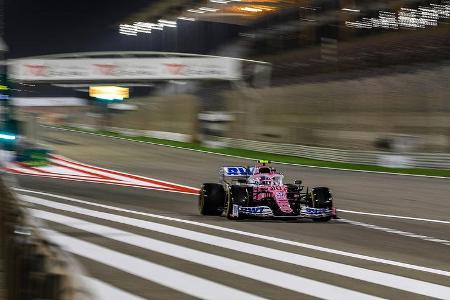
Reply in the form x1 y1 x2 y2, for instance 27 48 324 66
82 276 145 300
17 188 450 278
5 155 199 194
41 229 267 300
338 209 450 224
339 219 450 246
51 154 199 192
34 209 381 300
30 203 450 299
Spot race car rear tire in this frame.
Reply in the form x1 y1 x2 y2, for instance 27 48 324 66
226 185 249 220
199 183 225 216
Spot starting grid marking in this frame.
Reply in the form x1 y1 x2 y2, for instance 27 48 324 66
3 154 199 195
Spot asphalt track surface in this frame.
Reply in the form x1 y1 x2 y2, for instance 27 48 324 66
12 126 450 299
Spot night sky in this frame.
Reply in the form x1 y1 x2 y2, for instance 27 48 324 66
5 0 152 58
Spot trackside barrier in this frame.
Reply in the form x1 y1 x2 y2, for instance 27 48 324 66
67 124 192 143
55 124 450 169
0 175 93 300
218 138 450 169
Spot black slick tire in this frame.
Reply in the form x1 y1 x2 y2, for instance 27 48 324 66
199 183 225 216
311 187 333 222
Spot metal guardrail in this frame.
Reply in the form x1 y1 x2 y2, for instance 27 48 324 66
219 138 450 169
0 175 93 300
55 124 450 169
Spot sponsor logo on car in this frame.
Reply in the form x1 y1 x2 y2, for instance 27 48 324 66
301 207 331 215
239 206 273 216
232 204 240 218
223 167 249 176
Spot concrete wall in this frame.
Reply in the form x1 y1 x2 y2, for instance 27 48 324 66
224 64 450 152
109 95 198 137
66 95 199 141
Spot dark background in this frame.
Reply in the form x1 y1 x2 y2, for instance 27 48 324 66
4 0 152 58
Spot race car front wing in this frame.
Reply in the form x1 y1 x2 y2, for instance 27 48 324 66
231 205 335 219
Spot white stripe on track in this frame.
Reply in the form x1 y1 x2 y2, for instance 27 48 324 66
28 164 94 177
7 164 47 175
38 165 88 176
48 157 168 188
12 170 123 184
13 175 196 195
33 209 382 300
339 218 450 246
17 188 450 278
29 203 450 300
41 229 267 300
51 154 198 191
338 209 450 225
82 276 145 300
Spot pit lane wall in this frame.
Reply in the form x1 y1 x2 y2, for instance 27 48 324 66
0 175 94 300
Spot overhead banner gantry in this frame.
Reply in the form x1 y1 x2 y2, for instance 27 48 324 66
9 54 242 83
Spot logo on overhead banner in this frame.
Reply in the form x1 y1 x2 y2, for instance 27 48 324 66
25 65 48 76
165 63 186 75
11 57 241 81
94 64 117 76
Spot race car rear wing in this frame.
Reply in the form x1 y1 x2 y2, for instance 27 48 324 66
220 166 252 184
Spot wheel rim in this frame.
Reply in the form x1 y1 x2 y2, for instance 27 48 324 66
199 189 205 212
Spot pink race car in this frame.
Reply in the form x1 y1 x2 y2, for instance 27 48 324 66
199 160 337 221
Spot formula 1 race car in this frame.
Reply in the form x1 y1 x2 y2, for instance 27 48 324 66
198 160 337 221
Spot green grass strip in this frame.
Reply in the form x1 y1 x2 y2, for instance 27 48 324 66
22 161 51 167
55 125 450 178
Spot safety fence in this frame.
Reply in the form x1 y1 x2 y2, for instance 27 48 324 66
219 138 450 170
0 175 93 300
57 124 450 170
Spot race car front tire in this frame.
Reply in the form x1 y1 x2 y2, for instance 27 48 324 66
199 183 225 216
310 187 333 209
311 187 333 222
